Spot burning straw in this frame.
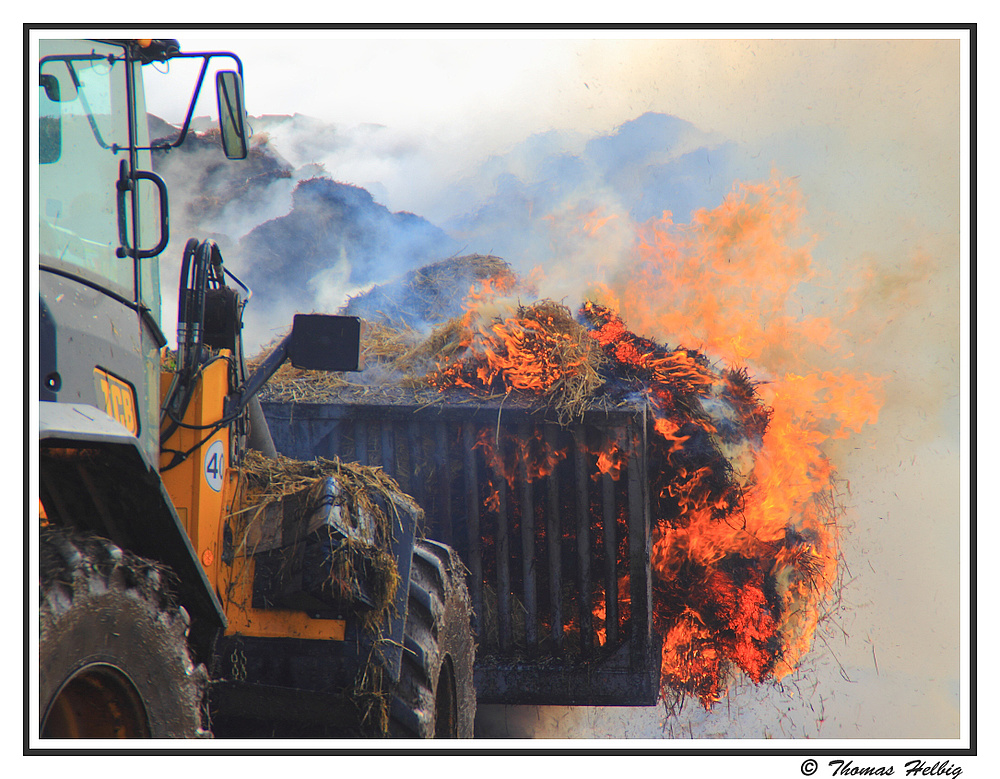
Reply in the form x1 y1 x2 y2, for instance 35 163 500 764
578 302 841 706
426 297 840 707
426 298 606 423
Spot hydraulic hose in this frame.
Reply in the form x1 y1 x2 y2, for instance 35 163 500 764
161 239 213 445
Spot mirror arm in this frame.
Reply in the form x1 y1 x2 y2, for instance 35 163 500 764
152 58 210 151
223 332 293 420
146 52 245 152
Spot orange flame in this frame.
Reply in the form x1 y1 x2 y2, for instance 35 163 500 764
606 176 883 704
431 175 883 707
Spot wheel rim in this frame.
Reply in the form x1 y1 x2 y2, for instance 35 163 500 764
42 663 150 738
433 655 458 738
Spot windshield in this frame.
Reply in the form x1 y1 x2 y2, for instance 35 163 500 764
38 39 161 321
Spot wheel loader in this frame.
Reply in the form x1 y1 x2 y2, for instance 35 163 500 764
35 37 476 739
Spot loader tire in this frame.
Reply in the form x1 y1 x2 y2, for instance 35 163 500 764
39 528 210 738
390 540 476 738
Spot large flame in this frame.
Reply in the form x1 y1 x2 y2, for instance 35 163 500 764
427 175 884 707
599 177 885 701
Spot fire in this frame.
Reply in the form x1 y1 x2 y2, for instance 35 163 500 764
428 296 605 422
426 175 883 707
475 427 570 493
613 176 883 704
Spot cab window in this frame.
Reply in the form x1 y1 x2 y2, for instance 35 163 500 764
38 41 132 294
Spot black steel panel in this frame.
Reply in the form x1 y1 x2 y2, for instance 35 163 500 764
474 639 660 706
494 468 511 654
462 424 483 638
261 393 660 706
572 427 594 659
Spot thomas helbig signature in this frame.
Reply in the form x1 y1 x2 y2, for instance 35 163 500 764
825 759 962 777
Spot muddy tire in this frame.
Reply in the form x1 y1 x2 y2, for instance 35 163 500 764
390 540 476 738
39 528 210 738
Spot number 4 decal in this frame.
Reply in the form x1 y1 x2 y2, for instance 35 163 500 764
204 440 225 492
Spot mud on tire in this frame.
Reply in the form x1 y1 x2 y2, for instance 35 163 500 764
390 540 476 738
39 527 210 738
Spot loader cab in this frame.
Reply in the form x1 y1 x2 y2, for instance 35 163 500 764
37 38 249 465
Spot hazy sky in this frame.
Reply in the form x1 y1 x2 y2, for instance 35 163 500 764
28 26 973 752
140 32 965 226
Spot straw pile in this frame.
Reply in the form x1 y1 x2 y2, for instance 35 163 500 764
342 253 517 328
253 299 605 424
251 319 421 403
426 299 606 423
252 254 543 404
231 449 422 630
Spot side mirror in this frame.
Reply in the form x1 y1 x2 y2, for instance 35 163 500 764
216 70 249 160
290 314 363 372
